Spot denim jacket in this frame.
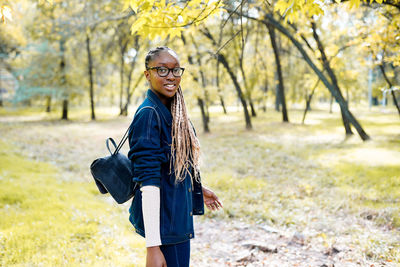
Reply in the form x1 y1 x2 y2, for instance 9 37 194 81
127 89 203 245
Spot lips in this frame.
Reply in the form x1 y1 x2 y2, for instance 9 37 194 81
164 84 176 90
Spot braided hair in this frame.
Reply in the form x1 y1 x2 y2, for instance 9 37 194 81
145 47 201 184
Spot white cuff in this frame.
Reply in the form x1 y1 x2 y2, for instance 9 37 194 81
141 185 162 247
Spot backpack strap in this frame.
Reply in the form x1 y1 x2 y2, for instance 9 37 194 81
112 106 161 155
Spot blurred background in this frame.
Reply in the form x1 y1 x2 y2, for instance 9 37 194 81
0 0 399 266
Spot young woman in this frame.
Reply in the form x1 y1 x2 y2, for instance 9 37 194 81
127 46 222 267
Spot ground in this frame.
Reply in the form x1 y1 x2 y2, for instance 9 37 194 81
0 105 399 266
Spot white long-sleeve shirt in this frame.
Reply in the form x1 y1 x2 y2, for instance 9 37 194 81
140 185 162 247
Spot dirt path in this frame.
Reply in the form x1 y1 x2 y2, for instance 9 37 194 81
0 117 398 266
191 217 396 266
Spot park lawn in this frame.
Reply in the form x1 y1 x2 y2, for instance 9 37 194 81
196 108 400 222
0 105 399 263
0 140 145 266
0 105 122 121
193 107 400 262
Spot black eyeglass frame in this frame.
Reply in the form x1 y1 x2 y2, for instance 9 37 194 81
147 66 185 77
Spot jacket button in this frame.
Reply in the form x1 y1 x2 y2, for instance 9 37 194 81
189 233 193 238
188 188 191 192
190 211 193 216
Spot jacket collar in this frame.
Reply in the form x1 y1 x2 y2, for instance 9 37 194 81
147 89 173 126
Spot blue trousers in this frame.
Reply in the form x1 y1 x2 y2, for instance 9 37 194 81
160 240 190 267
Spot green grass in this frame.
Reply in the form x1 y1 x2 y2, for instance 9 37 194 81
1 105 399 264
0 141 145 266
192 108 400 262
332 163 400 226
0 106 133 121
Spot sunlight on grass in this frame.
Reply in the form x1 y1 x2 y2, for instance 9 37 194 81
332 163 400 226
1 105 399 264
193 107 400 262
0 141 145 266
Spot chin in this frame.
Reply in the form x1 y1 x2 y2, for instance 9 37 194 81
163 88 178 97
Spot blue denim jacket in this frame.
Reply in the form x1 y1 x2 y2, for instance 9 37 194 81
127 89 200 245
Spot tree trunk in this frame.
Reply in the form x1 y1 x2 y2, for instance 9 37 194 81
121 37 140 116
302 79 319 124
0 79 3 106
121 75 144 116
249 97 257 117
262 78 269 112
379 63 400 117
198 97 210 133
0 75 3 107
241 12 370 140
118 40 127 114
329 95 333 113
198 69 210 123
200 28 252 129
62 99 68 120
181 33 211 132
391 90 400 116
121 60 135 116
216 61 227 114
59 39 68 120
119 56 124 114
274 71 280 111
268 25 289 122
86 33 96 120
190 33 210 123
45 95 51 112
217 54 252 129
339 107 352 135
238 40 255 117
311 21 353 135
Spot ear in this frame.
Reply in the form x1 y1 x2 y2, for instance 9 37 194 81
144 70 150 82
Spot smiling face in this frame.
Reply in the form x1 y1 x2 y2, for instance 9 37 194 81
144 50 181 106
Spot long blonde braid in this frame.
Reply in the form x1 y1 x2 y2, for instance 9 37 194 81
171 86 201 184
145 46 201 184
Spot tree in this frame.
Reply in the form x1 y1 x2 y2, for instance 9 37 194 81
233 4 371 140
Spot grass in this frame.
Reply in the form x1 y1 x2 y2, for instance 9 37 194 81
0 140 145 266
0 104 399 264
192 107 400 263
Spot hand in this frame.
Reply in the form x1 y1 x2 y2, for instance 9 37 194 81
146 246 167 267
202 186 223 211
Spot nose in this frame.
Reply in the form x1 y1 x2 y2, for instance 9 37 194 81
166 69 175 80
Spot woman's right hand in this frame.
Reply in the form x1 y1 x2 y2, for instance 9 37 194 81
146 246 167 267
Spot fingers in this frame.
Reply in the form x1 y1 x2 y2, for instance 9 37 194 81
215 198 223 209
202 186 223 211
205 199 223 211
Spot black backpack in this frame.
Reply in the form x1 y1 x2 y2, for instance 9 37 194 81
90 107 160 204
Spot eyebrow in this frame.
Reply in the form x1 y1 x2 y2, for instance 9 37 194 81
157 62 180 66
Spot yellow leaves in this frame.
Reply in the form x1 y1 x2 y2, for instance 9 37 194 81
348 0 361 8
38 0 53 5
142 0 156 12
123 0 155 13
1 4 12 24
346 0 388 8
129 0 140 13
125 0 223 40
188 0 203 8
274 0 291 17
275 0 389 21
168 28 182 40
130 17 145 34
274 0 324 23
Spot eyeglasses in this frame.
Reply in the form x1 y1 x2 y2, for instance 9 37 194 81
147 66 185 77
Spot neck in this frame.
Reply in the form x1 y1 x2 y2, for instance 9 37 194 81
151 89 172 110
